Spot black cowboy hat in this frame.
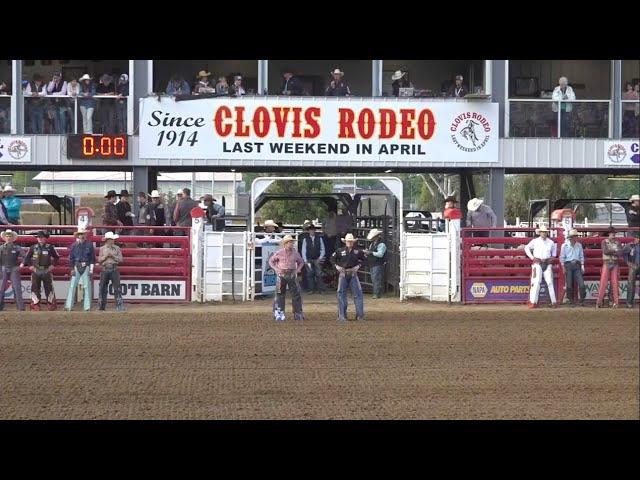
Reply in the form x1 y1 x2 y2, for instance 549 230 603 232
34 231 49 238
105 190 117 199
444 195 457 203
119 189 130 196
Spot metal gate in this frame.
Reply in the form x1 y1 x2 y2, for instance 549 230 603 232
198 230 248 302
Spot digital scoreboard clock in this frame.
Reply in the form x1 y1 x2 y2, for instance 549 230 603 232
66 135 128 159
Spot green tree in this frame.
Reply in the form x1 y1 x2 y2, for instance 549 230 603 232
259 178 334 225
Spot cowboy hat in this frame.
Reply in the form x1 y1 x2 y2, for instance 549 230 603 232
444 195 457 204
34 230 50 239
280 234 295 245
341 233 357 242
1 230 17 240
176 189 184 196
567 228 580 237
536 225 550 233
104 190 117 199
104 231 120 241
330 69 344 76
74 228 88 237
467 198 484 212
150 190 161 198
79 74 91 81
197 70 212 78
455 74 464 81
367 228 383 240
3 185 15 192
264 219 278 228
391 70 406 81
119 189 129 197
629 194 640 202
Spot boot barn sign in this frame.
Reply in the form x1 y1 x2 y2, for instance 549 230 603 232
140 97 499 163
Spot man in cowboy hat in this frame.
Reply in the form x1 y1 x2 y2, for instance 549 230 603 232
466 198 497 237
331 233 367 321
65 228 96 312
281 70 304 96
21 231 60 311
116 190 135 236
364 229 387 299
0 230 25 311
150 190 167 246
626 194 640 230
193 70 215 95
268 235 306 321
173 188 198 235
325 69 351 97
230 75 246 97
1 185 22 225
524 225 558 308
254 219 282 246
301 223 326 294
101 190 121 235
202 194 226 231
447 74 468 98
391 70 412 97
98 231 125 312
443 196 462 220
623 232 640 308
597 227 623 309
559 228 586 307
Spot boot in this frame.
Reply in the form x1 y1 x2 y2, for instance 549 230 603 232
47 302 57 311
30 303 41 312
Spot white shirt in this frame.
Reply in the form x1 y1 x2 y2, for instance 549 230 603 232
254 233 283 246
524 236 557 261
552 85 576 112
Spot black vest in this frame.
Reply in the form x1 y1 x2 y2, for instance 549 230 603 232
305 234 323 260
367 239 387 267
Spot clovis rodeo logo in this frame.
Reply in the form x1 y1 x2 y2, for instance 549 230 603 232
450 112 492 153
0 139 29 160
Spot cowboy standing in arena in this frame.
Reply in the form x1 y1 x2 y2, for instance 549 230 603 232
21 231 59 311
65 228 95 312
524 225 558 308
596 227 623 309
365 228 387 299
0 229 25 311
98 231 125 311
559 228 586 307
332 233 367 321
268 235 305 321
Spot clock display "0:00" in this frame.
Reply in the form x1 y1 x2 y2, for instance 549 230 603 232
66 134 128 159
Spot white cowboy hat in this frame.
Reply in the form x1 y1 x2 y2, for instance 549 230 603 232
3 185 15 192
176 189 184 196
330 69 344 76
1 229 17 240
264 220 278 228
391 70 406 81
280 234 295 245
104 231 120 241
341 233 357 242
197 70 212 78
567 228 580 237
367 228 383 240
79 74 91 81
150 190 161 198
629 194 640 202
74 228 88 237
467 198 484 212
536 225 550 233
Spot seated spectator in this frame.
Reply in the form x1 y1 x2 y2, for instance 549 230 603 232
78 74 96 134
46 72 68 134
325 69 350 96
230 75 246 97
115 74 129 134
391 70 413 97
24 73 47 134
215 76 229 95
96 74 116 134
281 71 304 95
447 74 468 98
622 82 639 137
193 70 215 94
166 75 191 96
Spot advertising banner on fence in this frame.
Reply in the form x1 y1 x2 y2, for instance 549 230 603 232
140 97 499 163
603 140 640 166
260 243 279 294
0 136 32 163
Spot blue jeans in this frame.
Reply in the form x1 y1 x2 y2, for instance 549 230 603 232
29 105 44 134
337 272 364 319
50 106 68 134
0 266 25 311
370 264 384 297
305 259 324 292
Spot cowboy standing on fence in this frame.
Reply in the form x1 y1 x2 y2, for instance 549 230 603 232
524 225 558 308
268 235 306 321
332 233 367 321
0 229 25 311
559 228 586 307
65 228 95 312
98 231 125 311
21 231 59 311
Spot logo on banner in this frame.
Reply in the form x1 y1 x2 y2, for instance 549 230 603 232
470 282 488 298
606 143 626 163
631 142 640 164
8 140 29 160
450 112 492 153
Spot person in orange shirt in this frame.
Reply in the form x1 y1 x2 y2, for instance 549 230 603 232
443 196 462 220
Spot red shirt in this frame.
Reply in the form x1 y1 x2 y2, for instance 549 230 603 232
444 208 462 220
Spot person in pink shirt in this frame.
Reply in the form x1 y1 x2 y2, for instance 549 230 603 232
268 235 305 321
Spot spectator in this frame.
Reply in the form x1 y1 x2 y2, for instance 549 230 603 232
635 83 640 118
443 196 463 220
391 70 412 97
168 190 184 226
45 72 68 134
596 227 623 309
24 73 47 134
101 190 120 236
0 81 9 134
137 191 155 235
78 74 96 134
1 185 21 224
173 187 198 234
325 69 351 97
552 76 576 138
627 194 640 230
447 74 468 98
150 190 167 246
115 74 129 134
193 70 215 95
229 75 246 97
254 219 283 246
116 189 134 235
281 71 304 96
215 76 229 95
0 190 9 225
202 194 226 230
364 228 386 299
623 233 640 308
466 198 497 237
560 228 586 307
96 74 116 134
67 78 80 97
0 81 9 95
166 75 191 96
301 224 326 294
622 82 639 137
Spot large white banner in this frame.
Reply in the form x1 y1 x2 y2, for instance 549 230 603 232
140 97 499 163
603 139 640 166
0 136 32 163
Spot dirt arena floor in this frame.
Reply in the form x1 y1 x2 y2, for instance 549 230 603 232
1 296 638 420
